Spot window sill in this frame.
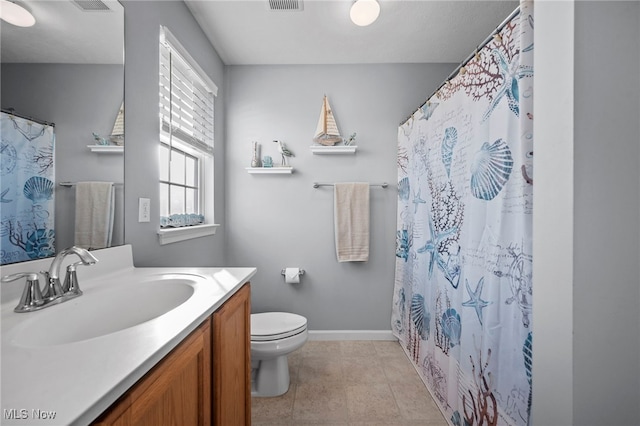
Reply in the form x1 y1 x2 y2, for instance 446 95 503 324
157 223 220 245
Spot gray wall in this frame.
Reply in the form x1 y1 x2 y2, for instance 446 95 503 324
573 1 640 424
1 63 124 251
533 1 640 424
225 64 455 330
122 1 227 266
532 2 575 423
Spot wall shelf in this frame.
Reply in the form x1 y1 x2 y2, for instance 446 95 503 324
246 167 293 174
310 145 357 155
88 144 123 154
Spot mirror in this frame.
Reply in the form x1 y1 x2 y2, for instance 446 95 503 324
0 0 124 265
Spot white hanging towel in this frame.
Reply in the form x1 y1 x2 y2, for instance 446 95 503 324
334 182 370 262
74 181 115 250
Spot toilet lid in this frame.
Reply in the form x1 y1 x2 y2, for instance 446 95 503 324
251 312 307 341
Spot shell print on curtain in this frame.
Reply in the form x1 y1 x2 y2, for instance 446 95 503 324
392 1 534 425
0 112 56 265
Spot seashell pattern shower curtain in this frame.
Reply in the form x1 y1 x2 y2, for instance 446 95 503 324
392 2 533 425
1 112 56 265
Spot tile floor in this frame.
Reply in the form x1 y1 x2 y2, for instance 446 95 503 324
251 340 448 426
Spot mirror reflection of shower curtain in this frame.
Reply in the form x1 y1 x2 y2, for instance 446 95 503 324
392 1 533 425
0 112 56 265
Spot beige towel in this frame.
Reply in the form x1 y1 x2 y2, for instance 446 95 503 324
74 182 115 250
334 182 370 262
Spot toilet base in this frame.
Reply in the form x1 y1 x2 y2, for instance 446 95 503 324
251 355 290 397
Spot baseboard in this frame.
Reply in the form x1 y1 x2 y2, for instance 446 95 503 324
307 330 396 341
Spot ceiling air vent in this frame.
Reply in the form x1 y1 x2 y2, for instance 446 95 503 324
267 0 303 11
71 0 112 12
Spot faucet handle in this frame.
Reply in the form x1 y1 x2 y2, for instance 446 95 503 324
1 272 45 313
62 261 84 296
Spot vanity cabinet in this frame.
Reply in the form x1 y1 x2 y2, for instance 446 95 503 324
93 283 251 426
92 318 212 426
213 282 251 425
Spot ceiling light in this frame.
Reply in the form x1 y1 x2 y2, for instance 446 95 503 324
0 0 35 27
350 0 380 27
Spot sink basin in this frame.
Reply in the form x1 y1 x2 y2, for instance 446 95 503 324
6 274 199 347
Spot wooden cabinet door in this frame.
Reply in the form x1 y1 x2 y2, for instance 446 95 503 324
212 283 251 426
94 318 212 426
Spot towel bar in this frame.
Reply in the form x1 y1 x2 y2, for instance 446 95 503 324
312 182 388 188
59 182 124 187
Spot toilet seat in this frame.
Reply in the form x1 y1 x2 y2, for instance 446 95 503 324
251 312 307 342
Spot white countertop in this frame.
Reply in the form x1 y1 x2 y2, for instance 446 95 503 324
0 245 256 425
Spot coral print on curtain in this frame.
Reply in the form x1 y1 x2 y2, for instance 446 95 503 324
0 112 56 265
392 1 533 425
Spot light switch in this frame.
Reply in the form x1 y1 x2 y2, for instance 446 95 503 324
138 198 150 222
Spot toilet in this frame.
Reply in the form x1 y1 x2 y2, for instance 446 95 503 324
250 312 308 397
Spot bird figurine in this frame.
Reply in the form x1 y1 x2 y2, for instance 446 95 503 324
274 140 294 166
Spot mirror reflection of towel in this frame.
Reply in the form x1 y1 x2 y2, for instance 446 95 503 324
74 182 114 250
334 182 370 262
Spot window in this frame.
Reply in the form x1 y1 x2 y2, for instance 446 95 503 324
158 26 218 244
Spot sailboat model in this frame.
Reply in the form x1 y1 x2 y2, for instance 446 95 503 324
109 103 124 146
313 95 342 146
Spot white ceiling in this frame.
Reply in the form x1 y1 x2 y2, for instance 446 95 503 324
184 0 519 65
0 0 123 64
0 0 518 66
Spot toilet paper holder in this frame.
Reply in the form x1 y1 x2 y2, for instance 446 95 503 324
281 268 305 277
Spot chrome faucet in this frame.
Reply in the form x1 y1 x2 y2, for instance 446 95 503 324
2 246 98 313
43 246 98 300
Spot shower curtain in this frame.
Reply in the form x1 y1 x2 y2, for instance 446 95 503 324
0 112 56 265
392 2 533 425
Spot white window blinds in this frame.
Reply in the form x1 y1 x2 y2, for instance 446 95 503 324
159 26 216 154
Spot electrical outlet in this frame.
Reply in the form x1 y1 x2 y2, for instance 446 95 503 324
138 198 150 222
